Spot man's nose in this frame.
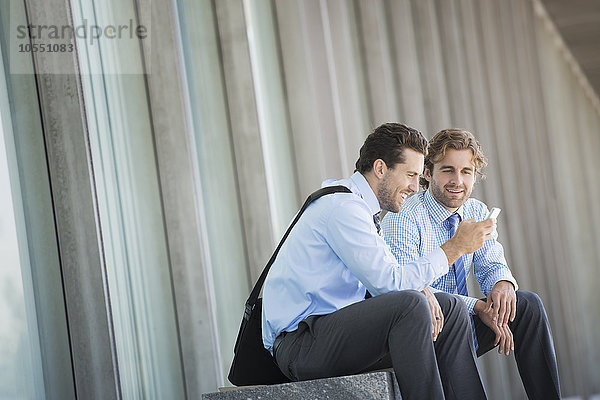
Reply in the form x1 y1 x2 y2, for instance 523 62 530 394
409 177 418 193
450 171 462 185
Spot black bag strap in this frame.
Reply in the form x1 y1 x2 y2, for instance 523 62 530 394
244 185 352 318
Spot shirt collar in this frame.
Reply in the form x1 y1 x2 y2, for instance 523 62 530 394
424 189 465 225
350 172 381 216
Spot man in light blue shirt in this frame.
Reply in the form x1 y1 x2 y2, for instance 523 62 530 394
382 128 561 399
262 123 496 399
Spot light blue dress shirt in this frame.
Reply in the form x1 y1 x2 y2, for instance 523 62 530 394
261 172 450 353
381 189 518 314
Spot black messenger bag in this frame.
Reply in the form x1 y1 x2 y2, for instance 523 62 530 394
228 185 352 386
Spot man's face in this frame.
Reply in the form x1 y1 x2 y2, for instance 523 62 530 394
425 148 476 212
377 148 424 213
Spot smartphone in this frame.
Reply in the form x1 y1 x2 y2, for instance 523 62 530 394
485 207 501 220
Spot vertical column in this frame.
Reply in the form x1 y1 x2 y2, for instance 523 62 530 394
136 0 221 395
534 2 590 394
214 0 275 281
240 0 300 238
0 2 75 398
275 0 343 195
435 0 473 128
385 0 427 133
354 0 402 126
22 0 119 398
174 0 252 386
410 0 451 131
321 0 370 171
512 4 579 391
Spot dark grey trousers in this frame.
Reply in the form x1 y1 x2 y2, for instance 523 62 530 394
274 290 486 400
474 290 561 399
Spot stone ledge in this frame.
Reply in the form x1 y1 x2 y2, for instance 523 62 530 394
202 371 401 399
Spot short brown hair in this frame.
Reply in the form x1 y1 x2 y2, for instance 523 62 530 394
420 128 487 189
355 123 428 173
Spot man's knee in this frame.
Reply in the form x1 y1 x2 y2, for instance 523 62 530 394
434 292 469 320
384 290 430 322
516 290 545 318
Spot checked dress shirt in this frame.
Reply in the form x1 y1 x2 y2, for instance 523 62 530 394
381 189 517 315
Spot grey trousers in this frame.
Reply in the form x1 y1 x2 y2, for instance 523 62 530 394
474 290 561 399
274 290 486 400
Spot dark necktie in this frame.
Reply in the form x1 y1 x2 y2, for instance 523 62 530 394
373 213 381 235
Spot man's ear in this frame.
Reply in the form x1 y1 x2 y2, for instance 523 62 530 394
424 167 432 182
372 159 387 179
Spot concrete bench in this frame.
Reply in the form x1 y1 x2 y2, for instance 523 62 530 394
202 371 401 399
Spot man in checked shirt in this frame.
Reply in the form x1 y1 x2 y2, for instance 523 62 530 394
381 128 561 399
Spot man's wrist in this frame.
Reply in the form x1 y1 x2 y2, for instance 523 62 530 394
473 299 486 314
494 279 516 291
440 239 463 266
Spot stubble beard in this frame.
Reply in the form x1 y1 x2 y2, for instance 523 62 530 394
378 175 401 213
429 180 471 210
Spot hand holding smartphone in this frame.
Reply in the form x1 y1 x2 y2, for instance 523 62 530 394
485 207 501 237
